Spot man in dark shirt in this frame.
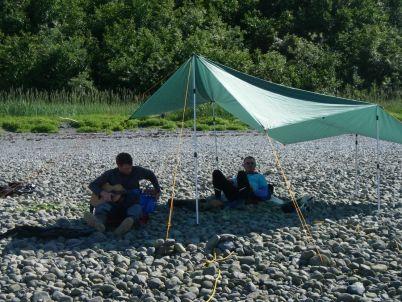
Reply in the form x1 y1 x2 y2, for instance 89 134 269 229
85 153 161 235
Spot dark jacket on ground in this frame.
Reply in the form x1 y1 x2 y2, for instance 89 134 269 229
89 166 161 196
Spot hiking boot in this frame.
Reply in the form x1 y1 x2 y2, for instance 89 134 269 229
83 212 105 232
114 217 134 236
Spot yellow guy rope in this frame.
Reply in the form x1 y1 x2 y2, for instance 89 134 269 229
266 132 323 261
165 64 192 240
203 251 235 302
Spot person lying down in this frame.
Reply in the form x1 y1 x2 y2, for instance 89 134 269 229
173 156 313 212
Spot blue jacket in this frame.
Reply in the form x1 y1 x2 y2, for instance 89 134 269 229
232 172 270 200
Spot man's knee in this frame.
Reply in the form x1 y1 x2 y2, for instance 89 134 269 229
237 170 247 177
213 169 222 176
213 169 225 180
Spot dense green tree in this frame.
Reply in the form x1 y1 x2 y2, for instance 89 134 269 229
0 0 400 98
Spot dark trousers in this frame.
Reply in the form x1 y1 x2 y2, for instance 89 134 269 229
212 170 256 202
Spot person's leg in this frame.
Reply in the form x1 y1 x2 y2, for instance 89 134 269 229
212 170 238 201
84 203 113 232
236 171 252 200
94 203 113 224
114 203 142 236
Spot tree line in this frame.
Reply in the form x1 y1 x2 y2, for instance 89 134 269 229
0 0 401 99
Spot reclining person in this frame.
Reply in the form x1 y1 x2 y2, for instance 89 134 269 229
212 156 271 208
85 152 161 235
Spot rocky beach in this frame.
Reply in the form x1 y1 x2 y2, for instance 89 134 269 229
0 130 401 302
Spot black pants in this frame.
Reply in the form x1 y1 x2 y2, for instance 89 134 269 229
212 170 255 202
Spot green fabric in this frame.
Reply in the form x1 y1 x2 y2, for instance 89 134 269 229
131 55 402 145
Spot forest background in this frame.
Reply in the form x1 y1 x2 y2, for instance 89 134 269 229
1 0 401 133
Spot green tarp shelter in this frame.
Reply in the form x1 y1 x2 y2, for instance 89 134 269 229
131 55 402 145
131 55 402 222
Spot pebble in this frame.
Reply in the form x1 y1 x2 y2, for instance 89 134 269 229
347 282 365 296
32 291 51 302
0 132 401 302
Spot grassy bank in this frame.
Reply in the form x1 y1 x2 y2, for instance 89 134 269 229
0 114 248 134
0 99 248 133
0 89 400 134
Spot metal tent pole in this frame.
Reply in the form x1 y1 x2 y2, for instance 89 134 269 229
192 55 199 224
376 108 381 212
355 134 359 196
398 160 402 208
212 101 218 168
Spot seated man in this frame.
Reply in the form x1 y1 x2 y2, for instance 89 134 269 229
212 156 271 207
85 152 161 235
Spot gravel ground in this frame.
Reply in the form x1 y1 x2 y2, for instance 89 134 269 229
0 130 401 302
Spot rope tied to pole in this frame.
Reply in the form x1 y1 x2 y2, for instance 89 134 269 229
165 63 192 240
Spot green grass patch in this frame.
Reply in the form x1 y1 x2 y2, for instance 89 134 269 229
196 124 211 131
76 126 101 133
0 88 138 116
161 120 177 130
138 117 165 127
226 123 249 130
379 100 402 121
122 119 139 129
1 117 59 133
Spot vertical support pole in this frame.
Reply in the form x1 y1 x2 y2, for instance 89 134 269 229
192 55 199 224
212 101 218 168
355 134 359 196
376 108 381 212
397 160 402 208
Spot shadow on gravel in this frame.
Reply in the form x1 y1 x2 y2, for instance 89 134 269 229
0 201 394 255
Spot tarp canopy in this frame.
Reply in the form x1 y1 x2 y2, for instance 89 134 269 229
131 55 402 145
